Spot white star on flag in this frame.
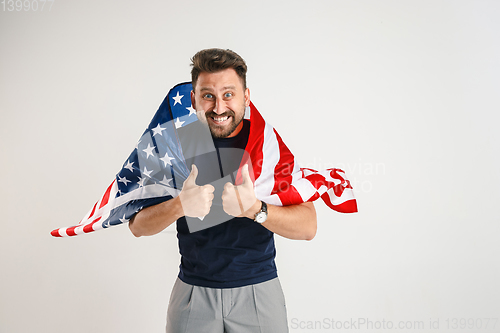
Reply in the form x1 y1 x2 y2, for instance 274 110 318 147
160 151 174 166
142 143 156 159
160 175 173 186
119 214 130 224
152 123 166 136
142 166 153 178
172 91 183 106
137 176 147 187
118 175 131 186
124 160 134 172
175 118 185 129
186 106 196 116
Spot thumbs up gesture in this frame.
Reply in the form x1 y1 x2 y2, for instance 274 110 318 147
222 164 259 218
179 165 215 218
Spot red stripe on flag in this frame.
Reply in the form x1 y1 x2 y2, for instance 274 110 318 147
83 217 102 233
277 185 304 206
51 229 62 237
304 173 329 190
87 202 98 220
238 102 265 184
66 226 78 236
321 193 358 213
98 180 115 209
271 129 295 195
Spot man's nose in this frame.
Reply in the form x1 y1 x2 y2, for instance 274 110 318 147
213 99 226 114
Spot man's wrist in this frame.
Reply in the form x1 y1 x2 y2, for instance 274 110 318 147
253 200 268 223
171 196 186 219
245 199 261 219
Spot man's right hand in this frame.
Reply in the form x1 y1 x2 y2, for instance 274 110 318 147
179 164 215 218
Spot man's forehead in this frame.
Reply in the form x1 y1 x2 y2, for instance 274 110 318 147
195 69 244 91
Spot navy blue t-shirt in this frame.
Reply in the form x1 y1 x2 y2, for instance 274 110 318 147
175 119 277 288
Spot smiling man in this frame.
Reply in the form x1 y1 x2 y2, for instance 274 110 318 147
129 48 317 333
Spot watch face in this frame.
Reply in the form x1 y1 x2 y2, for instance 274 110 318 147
255 212 267 223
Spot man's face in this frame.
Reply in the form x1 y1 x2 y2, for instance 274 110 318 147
191 68 250 138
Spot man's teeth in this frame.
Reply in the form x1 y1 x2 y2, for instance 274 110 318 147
213 116 229 122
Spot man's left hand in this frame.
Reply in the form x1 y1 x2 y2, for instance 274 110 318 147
222 164 260 218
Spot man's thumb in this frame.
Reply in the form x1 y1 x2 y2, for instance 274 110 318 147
241 164 253 186
184 164 198 188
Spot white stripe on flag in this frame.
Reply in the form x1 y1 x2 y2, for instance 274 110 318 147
254 123 282 206
291 177 319 202
325 187 356 205
75 184 180 231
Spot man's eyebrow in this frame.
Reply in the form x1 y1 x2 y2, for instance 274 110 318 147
199 85 237 92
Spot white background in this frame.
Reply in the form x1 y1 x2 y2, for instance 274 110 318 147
1 1 499 332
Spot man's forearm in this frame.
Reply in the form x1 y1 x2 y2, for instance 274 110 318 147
246 201 317 241
128 197 184 237
130 195 317 239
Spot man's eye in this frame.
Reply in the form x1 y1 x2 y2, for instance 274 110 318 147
224 92 233 98
204 93 213 99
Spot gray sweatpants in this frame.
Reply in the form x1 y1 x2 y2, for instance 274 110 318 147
166 277 289 333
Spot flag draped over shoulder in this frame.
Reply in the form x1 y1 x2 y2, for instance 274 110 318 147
51 82 357 237
241 103 357 213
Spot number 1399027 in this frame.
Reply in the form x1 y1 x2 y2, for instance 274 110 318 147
445 318 498 330
2 0 55 11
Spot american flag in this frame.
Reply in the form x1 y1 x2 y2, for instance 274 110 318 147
51 83 356 237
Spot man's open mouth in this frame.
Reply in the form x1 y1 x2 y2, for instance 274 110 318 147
211 115 231 124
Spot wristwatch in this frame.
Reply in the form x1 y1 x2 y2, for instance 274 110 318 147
254 201 268 223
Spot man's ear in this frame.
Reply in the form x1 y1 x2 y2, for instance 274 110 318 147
244 88 250 107
191 90 196 109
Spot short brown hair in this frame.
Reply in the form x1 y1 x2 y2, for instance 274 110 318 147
190 48 247 91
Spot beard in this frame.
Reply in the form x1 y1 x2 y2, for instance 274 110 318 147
205 108 245 139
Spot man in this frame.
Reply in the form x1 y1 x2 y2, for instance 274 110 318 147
129 48 317 333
